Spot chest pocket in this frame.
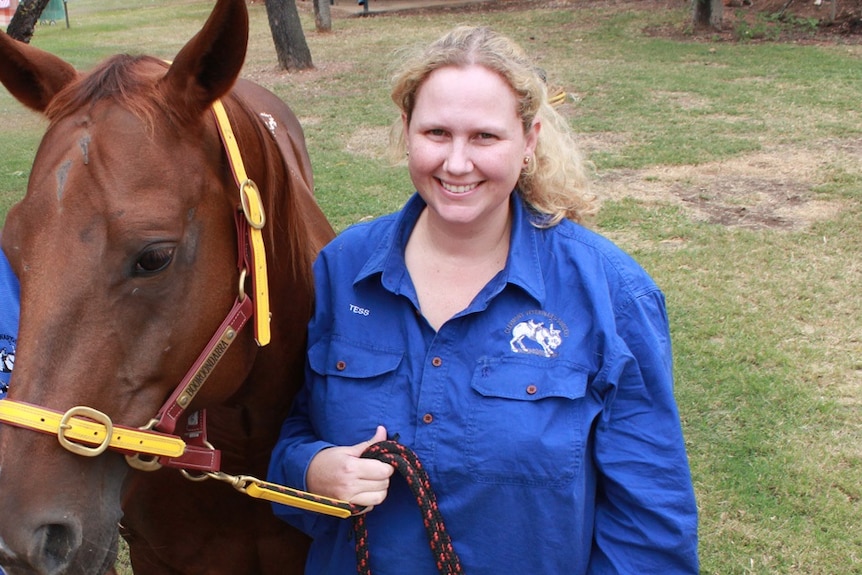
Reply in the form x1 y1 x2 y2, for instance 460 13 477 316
466 357 589 487
308 336 404 445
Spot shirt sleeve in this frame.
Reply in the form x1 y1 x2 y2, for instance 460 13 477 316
588 289 699 574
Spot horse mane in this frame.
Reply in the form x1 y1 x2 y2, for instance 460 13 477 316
43 54 315 292
45 55 171 128
226 94 316 292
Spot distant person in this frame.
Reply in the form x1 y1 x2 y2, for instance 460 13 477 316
268 25 699 574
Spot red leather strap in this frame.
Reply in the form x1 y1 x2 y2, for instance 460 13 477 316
153 295 253 435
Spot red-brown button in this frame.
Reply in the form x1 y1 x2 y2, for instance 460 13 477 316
526 385 538 395
336 361 346 371
422 413 434 424
431 357 442 367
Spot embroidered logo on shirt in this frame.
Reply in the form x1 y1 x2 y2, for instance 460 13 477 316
505 310 568 358
0 332 15 399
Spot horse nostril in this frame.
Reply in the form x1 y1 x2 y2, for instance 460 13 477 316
32 521 82 575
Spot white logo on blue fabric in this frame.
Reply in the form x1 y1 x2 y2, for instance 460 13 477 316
0 332 15 398
505 311 568 358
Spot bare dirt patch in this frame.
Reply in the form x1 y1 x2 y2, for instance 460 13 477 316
591 138 857 230
345 126 392 159
242 60 357 90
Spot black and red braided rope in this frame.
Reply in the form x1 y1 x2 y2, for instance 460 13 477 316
353 440 464 575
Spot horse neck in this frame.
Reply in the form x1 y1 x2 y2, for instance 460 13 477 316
217 92 332 439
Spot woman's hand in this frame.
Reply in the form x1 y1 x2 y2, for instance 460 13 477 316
306 426 394 509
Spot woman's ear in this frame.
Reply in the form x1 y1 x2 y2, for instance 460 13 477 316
525 119 541 158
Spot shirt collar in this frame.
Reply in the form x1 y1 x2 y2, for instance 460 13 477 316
354 193 424 299
354 192 546 305
506 193 546 303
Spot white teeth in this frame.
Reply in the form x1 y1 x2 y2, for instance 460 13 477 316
441 181 476 194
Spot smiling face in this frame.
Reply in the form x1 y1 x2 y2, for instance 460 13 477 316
404 64 539 237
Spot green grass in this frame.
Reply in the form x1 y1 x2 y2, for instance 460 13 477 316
3 1 861 574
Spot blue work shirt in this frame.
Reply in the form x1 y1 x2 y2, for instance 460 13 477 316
0 247 18 400
0 245 19 575
268 192 699 574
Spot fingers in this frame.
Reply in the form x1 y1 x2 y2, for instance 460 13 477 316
306 426 394 506
345 468 392 508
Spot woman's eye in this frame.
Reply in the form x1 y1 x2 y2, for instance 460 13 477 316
135 246 175 274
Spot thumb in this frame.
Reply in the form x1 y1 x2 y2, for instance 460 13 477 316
349 425 388 456
369 425 388 444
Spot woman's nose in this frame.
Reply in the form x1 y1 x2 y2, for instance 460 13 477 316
443 142 473 174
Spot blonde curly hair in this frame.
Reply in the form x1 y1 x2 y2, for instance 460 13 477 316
389 26 598 226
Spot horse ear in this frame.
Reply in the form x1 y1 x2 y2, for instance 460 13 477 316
0 31 78 113
159 0 249 119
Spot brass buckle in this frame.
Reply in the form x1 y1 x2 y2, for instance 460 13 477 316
240 179 266 230
58 406 113 457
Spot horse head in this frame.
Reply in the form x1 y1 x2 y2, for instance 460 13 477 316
0 0 331 573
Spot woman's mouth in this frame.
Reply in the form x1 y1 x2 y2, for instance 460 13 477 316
440 180 479 194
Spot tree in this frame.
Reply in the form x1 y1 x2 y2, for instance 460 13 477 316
264 0 313 71
312 0 331 33
6 0 51 43
692 0 724 29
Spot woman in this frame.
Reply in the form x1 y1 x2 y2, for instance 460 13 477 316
268 26 699 574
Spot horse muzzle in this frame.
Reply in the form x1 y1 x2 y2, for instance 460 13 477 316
0 427 122 575
0 512 119 575
0 518 79 574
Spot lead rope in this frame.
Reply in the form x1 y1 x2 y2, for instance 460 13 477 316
353 440 464 575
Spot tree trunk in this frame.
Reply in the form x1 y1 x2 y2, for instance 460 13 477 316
6 0 51 43
692 0 723 29
312 0 331 33
264 0 313 71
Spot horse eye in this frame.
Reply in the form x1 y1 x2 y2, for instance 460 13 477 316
135 246 175 274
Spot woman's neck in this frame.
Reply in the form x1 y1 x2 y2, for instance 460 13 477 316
404 207 511 331
413 206 511 264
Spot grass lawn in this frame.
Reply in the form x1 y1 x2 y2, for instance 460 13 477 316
1 1 860 573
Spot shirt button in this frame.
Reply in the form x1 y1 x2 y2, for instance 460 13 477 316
422 413 434 424
336 360 346 371
431 357 442 367
526 385 538 395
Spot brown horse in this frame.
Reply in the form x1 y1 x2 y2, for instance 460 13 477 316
0 0 334 572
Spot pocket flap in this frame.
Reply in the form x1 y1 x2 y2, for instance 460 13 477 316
308 336 403 379
471 357 589 401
